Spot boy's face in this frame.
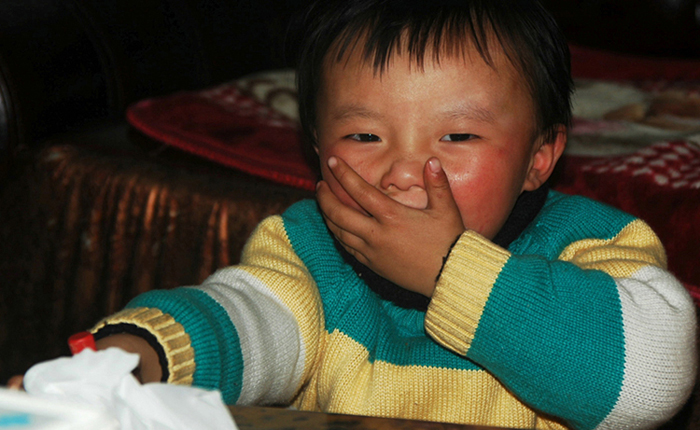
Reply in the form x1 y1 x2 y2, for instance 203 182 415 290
315 45 552 240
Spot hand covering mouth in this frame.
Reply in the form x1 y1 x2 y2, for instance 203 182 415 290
385 186 428 209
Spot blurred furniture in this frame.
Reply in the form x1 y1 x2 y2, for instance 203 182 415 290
0 126 312 380
230 405 510 430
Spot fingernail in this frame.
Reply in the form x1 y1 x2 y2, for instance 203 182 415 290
428 158 441 173
328 156 338 168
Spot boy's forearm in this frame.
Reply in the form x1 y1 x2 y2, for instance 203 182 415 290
91 214 322 407
425 230 510 355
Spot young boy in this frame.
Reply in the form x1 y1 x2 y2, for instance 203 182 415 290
18 0 697 429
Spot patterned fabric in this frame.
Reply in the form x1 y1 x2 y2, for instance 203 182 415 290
94 191 697 430
578 140 700 189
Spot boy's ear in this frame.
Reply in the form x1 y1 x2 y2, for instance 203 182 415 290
522 125 567 192
313 130 320 155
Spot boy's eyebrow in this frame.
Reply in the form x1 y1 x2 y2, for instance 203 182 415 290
331 104 385 121
330 103 496 124
441 104 497 124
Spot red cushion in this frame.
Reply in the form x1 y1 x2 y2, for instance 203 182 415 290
127 84 316 190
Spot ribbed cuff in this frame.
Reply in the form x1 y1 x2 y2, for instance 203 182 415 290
91 307 195 385
425 230 511 356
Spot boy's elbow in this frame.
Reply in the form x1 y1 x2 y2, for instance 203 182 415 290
594 355 697 430
597 269 698 430
595 338 697 429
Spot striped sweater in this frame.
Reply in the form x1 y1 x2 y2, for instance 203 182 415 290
93 191 697 430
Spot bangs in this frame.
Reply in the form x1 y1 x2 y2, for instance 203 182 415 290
328 3 504 74
296 0 572 147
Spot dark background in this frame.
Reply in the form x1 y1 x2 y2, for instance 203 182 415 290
0 0 699 167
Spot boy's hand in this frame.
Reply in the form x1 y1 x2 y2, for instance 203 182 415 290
95 334 163 384
7 375 24 390
5 333 162 389
316 156 465 297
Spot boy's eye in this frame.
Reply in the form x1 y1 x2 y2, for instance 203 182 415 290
346 133 381 142
440 134 477 142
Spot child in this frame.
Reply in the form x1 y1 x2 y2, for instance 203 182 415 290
19 0 698 429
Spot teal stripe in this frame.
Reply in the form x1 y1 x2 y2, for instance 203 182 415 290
126 288 243 404
470 258 625 430
283 200 481 371
467 192 634 430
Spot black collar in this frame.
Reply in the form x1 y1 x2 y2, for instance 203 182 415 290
334 184 550 311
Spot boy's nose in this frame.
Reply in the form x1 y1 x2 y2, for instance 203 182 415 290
379 157 426 191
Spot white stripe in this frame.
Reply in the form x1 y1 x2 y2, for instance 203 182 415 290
198 267 306 405
596 266 697 430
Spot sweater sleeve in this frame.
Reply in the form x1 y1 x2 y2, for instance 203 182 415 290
425 221 697 430
91 215 325 406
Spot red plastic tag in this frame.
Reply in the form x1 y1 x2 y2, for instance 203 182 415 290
68 331 96 355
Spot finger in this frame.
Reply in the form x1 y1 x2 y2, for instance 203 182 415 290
320 210 373 267
321 207 369 252
424 157 460 212
7 375 24 390
317 180 377 238
327 156 397 217
132 366 144 384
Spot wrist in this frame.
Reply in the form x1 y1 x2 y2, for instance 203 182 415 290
91 307 195 385
434 233 464 284
95 333 163 383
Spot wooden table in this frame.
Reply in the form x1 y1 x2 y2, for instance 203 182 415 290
229 406 518 430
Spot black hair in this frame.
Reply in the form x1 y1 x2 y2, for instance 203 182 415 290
294 0 573 148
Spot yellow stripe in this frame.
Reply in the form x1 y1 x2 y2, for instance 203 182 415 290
293 331 567 429
426 231 511 356
558 219 667 277
238 215 326 388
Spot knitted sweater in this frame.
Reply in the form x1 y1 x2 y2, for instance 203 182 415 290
92 191 697 430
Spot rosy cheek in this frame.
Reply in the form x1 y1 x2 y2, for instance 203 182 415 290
450 189 472 227
444 169 496 236
443 166 470 197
